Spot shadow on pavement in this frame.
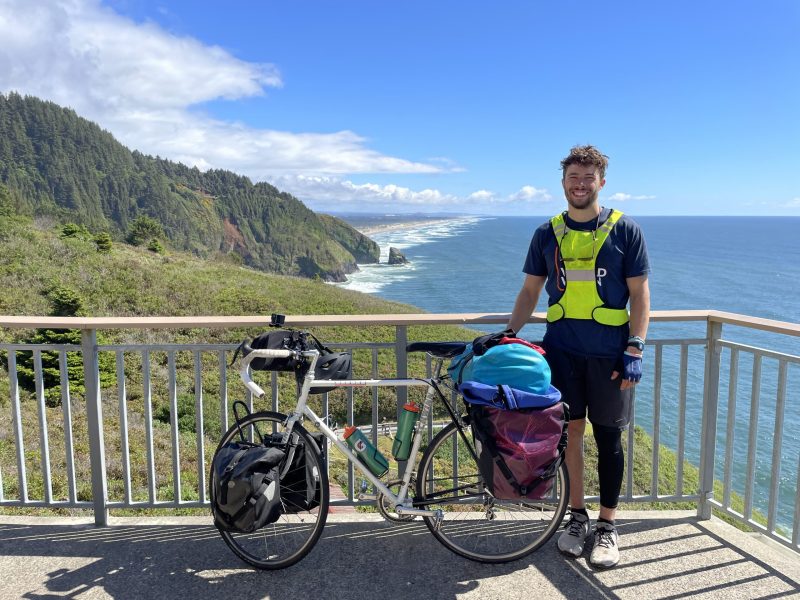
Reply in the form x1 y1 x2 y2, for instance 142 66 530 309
0 514 798 599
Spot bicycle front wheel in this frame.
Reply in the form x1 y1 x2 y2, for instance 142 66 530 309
415 421 569 563
210 411 329 570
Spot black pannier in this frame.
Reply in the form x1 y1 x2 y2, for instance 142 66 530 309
211 441 285 532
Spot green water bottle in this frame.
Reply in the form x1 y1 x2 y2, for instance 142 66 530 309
392 402 420 461
344 426 389 478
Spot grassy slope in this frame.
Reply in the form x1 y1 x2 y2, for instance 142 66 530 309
0 217 480 512
0 218 759 531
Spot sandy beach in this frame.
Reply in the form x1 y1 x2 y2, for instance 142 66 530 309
355 218 460 237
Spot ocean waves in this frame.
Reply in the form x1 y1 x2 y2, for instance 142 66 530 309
337 215 486 295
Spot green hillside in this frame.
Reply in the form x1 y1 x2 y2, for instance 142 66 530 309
0 212 473 343
0 92 379 281
0 209 478 419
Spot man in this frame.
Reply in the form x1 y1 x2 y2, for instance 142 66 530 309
507 145 651 568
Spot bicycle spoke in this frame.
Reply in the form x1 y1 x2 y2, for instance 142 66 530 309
416 422 568 563
211 412 329 570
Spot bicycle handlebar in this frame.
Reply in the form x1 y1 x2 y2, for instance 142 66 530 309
238 348 321 397
239 348 296 397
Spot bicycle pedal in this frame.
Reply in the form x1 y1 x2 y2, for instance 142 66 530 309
432 509 444 531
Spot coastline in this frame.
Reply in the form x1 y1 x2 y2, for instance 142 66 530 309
354 218 456 237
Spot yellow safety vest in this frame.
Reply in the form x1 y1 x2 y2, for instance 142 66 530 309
546 210 630 326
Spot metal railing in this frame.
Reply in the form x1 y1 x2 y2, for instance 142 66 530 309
1 311 799 553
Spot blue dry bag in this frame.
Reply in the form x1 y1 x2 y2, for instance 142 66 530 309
471 342 552 395
447 342 475 385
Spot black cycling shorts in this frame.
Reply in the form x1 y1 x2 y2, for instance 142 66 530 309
544 344 632 430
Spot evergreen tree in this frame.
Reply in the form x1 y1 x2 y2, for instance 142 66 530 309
0 183 12 217
94 232 113 252
15 285 115 406
147 238 165 254
60 222 91 240
126 215 163 246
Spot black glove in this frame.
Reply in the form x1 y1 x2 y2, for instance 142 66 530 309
472 328 515 356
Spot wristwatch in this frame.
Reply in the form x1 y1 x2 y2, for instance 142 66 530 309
627 336 646 352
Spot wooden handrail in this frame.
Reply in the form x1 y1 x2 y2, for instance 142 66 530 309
0 309 798 336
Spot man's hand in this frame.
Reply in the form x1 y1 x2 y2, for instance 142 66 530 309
611 351 643 390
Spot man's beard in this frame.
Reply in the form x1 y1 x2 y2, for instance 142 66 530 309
566 189 599 210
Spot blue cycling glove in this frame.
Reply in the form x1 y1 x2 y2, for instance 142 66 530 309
622 351 643 383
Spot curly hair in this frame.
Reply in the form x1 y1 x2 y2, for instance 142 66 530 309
560 145 609 179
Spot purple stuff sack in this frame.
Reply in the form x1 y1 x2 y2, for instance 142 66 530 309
461 381 568 500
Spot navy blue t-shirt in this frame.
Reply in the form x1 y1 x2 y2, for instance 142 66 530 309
522 208 651 358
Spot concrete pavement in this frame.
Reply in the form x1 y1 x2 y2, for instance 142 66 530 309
1 511 799 599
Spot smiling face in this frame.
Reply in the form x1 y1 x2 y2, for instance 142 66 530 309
562 163 605 211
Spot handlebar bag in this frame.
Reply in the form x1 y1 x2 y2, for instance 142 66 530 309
234 330 306 371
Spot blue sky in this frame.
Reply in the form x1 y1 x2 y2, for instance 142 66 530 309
1 0 798 216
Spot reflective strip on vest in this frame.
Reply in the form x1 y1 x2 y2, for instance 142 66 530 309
560 269 596 282
547 210 629 327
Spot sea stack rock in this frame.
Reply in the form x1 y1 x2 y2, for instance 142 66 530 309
388 247 408 265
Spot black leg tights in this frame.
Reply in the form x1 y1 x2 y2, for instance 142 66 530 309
593 425 624 509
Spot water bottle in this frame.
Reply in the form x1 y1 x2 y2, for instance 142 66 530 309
343 426 389 478
392 402 420 461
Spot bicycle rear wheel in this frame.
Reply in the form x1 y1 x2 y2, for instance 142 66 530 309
210 411 329 570
415 421 569 563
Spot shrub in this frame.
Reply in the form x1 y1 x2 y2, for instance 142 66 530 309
13 330 116 407
147 239 165 254
60 223 91 240
154 393 221 436
0 183 12 217
10 285 114 406
47 285 84 317
126 215 164 246
94 232 113 253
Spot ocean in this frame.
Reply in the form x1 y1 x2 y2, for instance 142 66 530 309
335 214 800 530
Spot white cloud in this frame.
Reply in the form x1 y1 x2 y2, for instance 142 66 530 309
268 175 556 214
607 192 656 202
509 186 552 203
467 190 496 201
783 197 800 208
267 175 460 208
0 0 446 177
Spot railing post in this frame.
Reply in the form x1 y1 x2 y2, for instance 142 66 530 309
395 325 409 473
81 328 108 526
395 325 409 404
698 319 722 520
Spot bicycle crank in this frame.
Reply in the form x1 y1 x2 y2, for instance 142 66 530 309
377 478 417 523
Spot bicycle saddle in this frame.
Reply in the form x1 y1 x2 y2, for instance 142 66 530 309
406 341 468 358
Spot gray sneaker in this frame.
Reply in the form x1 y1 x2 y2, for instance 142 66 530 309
589 521 620 568
557 511 591 557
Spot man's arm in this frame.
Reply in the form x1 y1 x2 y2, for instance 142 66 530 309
613 274 651 389
626 274 650 346
507 274 546 335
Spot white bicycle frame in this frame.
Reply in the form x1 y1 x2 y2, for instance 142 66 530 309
240 348 447 519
